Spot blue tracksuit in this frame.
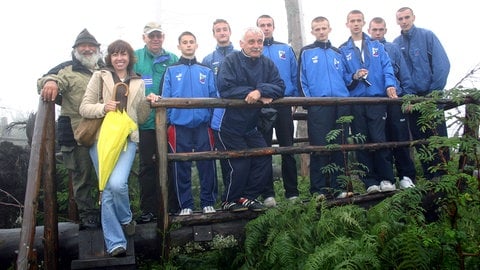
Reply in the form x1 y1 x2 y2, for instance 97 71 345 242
201 43 237 77
262 38 298 97
162 57 218 210
211 50 285 203
340 33 395 187
380 38 416 181
261 37 299 199
298 40 351 195
393 25 450 96
394 25 450 179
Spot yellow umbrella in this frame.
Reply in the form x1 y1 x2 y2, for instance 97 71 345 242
96 82 137 204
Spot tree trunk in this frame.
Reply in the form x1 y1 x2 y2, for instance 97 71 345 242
284 0 309 176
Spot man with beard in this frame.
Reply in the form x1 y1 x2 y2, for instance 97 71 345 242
37 28 104 229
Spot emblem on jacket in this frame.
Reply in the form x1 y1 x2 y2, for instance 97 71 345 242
199 73 206 84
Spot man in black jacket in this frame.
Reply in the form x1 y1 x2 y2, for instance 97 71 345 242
211 27 285 212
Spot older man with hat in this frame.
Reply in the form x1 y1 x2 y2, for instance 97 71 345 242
134 22 179 223
37 28 104 229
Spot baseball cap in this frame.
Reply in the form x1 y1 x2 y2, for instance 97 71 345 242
144 22 163 34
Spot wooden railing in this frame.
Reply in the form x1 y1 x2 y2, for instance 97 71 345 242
150 96 466 260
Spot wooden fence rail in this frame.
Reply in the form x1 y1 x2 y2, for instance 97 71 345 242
150 96 466 260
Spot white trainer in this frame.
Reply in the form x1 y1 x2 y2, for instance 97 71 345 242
287 196 299 201
380 180 396 192
263 197 277 208
336 191 354 199
399 176 415 189
179 208 193 216
366 185 381 194
202 206 216 214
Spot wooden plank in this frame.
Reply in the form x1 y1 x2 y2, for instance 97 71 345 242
72 230 135 270
70 255 135 270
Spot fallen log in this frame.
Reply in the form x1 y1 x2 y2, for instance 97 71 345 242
0 192 397 268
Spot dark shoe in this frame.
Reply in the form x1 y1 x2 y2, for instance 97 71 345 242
79 216 100 230
240 198 267 212
222 201 248 212
122 220 136 236
137 212 157 224
109 246 126 257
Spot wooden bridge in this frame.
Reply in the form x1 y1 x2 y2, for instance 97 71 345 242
6 95 476 269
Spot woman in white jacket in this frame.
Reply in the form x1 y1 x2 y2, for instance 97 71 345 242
80 39 156 257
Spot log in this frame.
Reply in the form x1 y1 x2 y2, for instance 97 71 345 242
0 212 260 268
0 223 78 270
0 191 403 269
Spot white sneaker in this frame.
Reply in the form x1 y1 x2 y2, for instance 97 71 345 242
287 196 299 201
380 181 396 192
366 185 381 194
263 197 277 208
202 206 216 214
179 208 193 216
399 176 415 189
336 191 354 199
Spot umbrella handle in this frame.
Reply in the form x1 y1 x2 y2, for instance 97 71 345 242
113 82 129 97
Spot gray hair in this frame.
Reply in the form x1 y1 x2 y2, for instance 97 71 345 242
241 27 264 42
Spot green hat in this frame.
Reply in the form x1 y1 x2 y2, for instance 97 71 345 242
72 28 100 48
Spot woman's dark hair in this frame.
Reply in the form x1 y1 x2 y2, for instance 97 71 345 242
105 39 136 71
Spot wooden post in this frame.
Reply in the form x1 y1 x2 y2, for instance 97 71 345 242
16 99 51 270
43 101 58 270
155 107 170 260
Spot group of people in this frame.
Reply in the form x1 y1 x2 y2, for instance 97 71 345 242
36 6 450 257
298 8 449 199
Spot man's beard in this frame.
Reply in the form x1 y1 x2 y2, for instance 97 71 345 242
74 50 101 69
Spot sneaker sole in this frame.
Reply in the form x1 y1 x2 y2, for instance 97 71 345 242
230 207 248 212
250 208 267 212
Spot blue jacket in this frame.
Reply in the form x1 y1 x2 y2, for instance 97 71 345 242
393 25 450 95
201 43 237 77
340 33 396 97
298 40 350 97
211 51 285 135
262 38 298 97
380 38 414 96
161 57 217 128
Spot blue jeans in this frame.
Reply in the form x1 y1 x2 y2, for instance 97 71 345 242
89 140 136 253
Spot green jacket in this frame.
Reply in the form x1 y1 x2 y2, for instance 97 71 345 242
37 56 103 132
134 46 178 130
